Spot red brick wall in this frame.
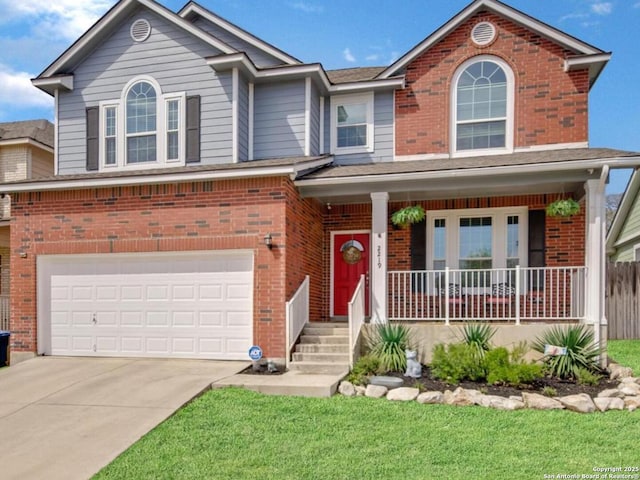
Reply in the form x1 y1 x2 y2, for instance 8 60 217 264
396 11 590 155
9 177 303 358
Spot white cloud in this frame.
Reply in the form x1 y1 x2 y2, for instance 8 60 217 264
591 2 613 15
365 54 380 62
343 48 356 63
559 12 589 22
0 64 53 110
288 2 324 14
0 0 111 41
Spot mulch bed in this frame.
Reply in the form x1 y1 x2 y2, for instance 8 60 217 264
387 365 619 398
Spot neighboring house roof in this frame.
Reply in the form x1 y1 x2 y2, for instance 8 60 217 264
326 67 387 84
378 0 610 88
0 155 333 193
0 119 54 149
606 168 640 255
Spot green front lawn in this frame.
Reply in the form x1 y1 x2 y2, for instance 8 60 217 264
95 386 640 480
608 339 640 374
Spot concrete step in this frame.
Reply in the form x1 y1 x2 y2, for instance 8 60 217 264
288 361 349 375
299 335 349 345
303 326 349 336
292 352 350 363
295 343 349 354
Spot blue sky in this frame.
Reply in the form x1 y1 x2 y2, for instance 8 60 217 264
0 0 637 193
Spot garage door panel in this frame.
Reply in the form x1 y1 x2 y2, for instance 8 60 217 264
45 252 254 360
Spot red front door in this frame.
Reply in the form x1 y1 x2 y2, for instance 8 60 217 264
333 233 370 316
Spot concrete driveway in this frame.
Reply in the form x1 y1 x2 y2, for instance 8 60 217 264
0 357 247 480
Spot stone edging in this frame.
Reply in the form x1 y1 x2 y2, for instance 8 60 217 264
337 363 640 413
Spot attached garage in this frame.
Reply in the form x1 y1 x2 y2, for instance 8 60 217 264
37 251 254 360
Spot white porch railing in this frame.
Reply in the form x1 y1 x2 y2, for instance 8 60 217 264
0 295 8 331
285 275 310 367
348 274 366 368
388 266 586 324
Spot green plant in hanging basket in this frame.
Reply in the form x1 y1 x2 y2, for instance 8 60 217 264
545 198 580 217
391 205 426 228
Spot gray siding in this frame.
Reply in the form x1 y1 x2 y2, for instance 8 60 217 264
612 192 640 262
253 81 305 160
237 75 249 161
57 8 234 174
329 91 395 165
309 82 320 156
192 17 285 68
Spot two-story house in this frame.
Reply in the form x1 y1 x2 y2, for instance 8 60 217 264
0 119 54 331
4 0 639 367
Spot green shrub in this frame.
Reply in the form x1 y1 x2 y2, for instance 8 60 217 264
483 346 542 386
367 323 413 373
459 323 495 358
431 343 485 384
575 367 601 386
532 325 601 379
346 354 382 385
542 386 557 397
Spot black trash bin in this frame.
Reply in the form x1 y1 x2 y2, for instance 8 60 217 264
0 331 9 367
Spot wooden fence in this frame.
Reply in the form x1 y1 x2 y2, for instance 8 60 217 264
606 262 640 340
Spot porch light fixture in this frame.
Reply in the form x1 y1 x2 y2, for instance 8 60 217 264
264 233 273 249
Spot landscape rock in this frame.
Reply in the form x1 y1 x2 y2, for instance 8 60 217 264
338 381 356 397
416 391 444 404
386 387 419 402
522 392 564 410
355 386 366 396
618 383 640 397
477 394 525 410
558 394 596 413
609 364 633 380
624 396 640 411
445 387 476 406
369 375 404 389
597 388 623 398
594 397 625 412
619 376 639 384
365 384 388 399
509 395 523 403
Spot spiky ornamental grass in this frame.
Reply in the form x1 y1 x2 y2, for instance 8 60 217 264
532 325 601 379
459 323 496 358
367 323 413 373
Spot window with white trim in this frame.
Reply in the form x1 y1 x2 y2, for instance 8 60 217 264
99 76 186 170
452 56 514 155
426 207 527 271
330 92 374 154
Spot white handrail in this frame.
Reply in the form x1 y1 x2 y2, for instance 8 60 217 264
348 274 366 368
285 275 309 367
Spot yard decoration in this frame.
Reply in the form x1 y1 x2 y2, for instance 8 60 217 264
545 198 580 217
391 205 426 228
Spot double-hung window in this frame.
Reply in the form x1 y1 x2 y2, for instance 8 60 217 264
452 56 514 155
427 207 527 273
98 76 186 170
330 93 374 154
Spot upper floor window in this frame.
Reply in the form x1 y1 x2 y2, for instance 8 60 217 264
452 56 514 156
330 92 374 154
98 76 186 170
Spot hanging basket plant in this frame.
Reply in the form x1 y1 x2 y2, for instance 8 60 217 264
545 198 580 217
391 205 426 228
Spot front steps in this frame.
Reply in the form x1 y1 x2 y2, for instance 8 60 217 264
289 322 350 375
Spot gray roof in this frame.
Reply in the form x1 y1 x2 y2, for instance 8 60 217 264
301 148 640 180
0 119 54 148
326 67 386 84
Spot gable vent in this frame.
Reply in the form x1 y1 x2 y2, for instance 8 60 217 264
130 19 151 42
471 22 496 46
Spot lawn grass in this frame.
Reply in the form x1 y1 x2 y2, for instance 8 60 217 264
608 339 640 374
95 387 640 480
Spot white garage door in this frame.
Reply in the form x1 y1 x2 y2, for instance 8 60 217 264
38 251 253 360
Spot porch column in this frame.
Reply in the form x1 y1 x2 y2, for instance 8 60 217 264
584 176 607 363
370 192 389 324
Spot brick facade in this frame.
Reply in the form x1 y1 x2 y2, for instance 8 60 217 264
395 11 590 156
9 176 323 358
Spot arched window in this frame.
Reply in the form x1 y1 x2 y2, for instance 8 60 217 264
126 81 157 163
453 57 513 154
